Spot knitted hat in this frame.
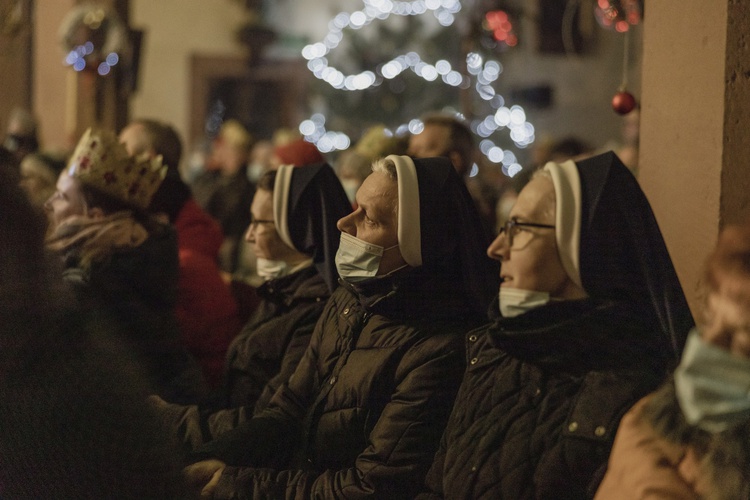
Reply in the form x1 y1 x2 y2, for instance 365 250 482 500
273 138 324 167
67 128 167 210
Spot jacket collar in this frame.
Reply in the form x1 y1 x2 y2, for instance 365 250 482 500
487 298 667 373
257 266 328 306
339 265 475 323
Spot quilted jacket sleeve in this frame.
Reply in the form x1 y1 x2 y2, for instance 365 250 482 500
210 333 465 500
415 426 449 499
203 317 317 442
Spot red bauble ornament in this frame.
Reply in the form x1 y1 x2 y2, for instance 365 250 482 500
612 90 637 115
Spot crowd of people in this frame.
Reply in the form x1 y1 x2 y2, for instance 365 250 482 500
0 108 748 500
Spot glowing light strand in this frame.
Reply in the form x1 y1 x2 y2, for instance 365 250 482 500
299 0 534 176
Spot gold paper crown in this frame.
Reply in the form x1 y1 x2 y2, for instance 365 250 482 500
67 127 167 210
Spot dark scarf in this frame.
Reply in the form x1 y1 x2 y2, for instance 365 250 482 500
487 298 667 374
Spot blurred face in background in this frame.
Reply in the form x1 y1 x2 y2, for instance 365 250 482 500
408 123 450 160
408 123 467 176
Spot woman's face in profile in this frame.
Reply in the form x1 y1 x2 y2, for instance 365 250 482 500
246 189 294 261
44 171 88 227
487 176 579 297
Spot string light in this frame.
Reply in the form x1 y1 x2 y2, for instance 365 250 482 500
59 5 128 77
64 45 120 75
300 0 534 176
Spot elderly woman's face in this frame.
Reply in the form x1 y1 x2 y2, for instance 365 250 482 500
488 176 578 297
245 189 296 261
336 170 406 275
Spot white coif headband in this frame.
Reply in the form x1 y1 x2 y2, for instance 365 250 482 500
386 155 422 267
543 159 583 288
272 164 295 249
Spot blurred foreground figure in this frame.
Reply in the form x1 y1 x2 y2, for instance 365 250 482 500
44 128 206 404
596 222 750 500
418 151 694 498
0 165 187 498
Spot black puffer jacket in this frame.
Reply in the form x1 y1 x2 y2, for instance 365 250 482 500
196 267 482 499
419 299 666 500
201 266 330 437
61 221 207 404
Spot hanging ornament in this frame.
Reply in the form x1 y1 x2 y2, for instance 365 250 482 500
612 90 636 115
611 29 637 115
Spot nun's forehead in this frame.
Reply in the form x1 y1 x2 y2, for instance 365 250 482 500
361 170 398 218
514 175 555 222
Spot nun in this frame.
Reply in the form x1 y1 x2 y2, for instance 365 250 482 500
154 162 352 448
184 155 498 499
418 151 694 498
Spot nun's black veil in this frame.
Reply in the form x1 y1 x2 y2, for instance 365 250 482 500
410 157 499 317
282 163 352 293
576 151 694 362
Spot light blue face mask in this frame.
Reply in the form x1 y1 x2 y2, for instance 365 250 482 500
675 327 750 433
335 232 398 283
499 287 551 318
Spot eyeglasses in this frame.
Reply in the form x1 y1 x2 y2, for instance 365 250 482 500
498 218 555 248
248 217 275 230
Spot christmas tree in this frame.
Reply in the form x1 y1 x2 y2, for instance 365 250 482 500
300 0 534 177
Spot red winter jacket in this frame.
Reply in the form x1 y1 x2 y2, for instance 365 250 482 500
175 198 242 388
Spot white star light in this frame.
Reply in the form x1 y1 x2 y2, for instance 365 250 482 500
299 0 534 176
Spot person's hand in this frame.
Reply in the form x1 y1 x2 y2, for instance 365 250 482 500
594 395 699 499
184 459 226 498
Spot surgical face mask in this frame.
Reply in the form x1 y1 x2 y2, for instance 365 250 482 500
675 327 750 433
256 258 289 281
499 287 551 318
335 232 398 283
340 179 359 204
